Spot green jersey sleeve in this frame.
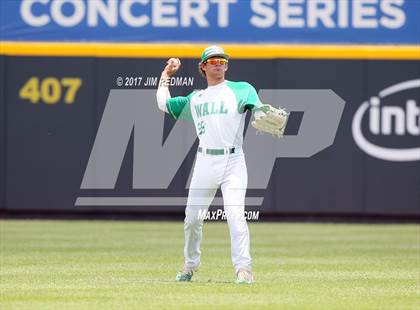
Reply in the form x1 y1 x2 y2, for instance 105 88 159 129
166 91 196 121
244 83 263 112
226 81 263 113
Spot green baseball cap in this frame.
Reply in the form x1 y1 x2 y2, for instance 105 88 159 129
200 45 229 63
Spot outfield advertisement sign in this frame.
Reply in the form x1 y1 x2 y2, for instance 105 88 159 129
1 0 419 44
1 56 419 215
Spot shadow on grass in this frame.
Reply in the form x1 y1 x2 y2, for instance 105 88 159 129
135 279 238 284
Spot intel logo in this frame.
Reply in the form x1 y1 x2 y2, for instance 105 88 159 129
352 79 420 162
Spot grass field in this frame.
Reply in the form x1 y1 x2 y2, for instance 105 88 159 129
0 220 418 310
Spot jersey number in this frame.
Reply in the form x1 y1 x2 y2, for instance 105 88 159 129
197 121 206 136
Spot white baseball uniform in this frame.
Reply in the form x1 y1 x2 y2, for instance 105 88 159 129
157 80 262 274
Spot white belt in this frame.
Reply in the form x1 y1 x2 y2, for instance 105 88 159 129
198 146 240 155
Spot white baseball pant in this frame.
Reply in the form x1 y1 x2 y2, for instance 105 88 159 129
183 147 252 274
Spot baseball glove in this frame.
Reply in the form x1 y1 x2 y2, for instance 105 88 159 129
251 104 290 137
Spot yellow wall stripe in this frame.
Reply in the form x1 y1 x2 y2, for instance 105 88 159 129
1 41 419 60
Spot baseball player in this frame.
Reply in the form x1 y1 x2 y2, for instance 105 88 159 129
156 46 288 284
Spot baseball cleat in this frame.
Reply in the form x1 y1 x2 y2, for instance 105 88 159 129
175 266 195 282
235 268 254 284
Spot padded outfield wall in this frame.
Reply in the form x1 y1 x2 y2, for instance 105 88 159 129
0 0 419 217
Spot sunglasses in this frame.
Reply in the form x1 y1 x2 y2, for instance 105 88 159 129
205 58 228 65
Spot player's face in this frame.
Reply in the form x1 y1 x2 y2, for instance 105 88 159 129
202 57 228 79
